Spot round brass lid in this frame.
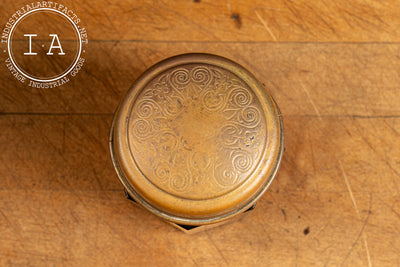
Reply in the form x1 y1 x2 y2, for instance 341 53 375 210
110 53 283 225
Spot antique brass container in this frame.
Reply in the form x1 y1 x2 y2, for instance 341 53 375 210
109 53 283 231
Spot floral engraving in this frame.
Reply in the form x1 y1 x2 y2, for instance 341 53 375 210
128 64 266 199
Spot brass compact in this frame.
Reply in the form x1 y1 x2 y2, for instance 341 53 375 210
109 53 283 231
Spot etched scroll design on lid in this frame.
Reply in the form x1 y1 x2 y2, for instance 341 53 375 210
128 64 266 200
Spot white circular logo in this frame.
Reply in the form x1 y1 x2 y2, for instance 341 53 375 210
1 2 88 88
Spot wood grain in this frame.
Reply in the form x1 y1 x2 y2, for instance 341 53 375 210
0 0 399 266
2 42 400 116
1 115 399 265
1 0 399 42
0 189 377 266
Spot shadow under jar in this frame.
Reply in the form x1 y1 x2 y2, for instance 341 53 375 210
109 53 284 233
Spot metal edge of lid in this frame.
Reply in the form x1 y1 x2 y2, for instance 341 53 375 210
109 53 284 225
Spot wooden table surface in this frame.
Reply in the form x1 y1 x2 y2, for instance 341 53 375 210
1 0 399 266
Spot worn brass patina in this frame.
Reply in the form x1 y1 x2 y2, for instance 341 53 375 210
109 53 283 228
